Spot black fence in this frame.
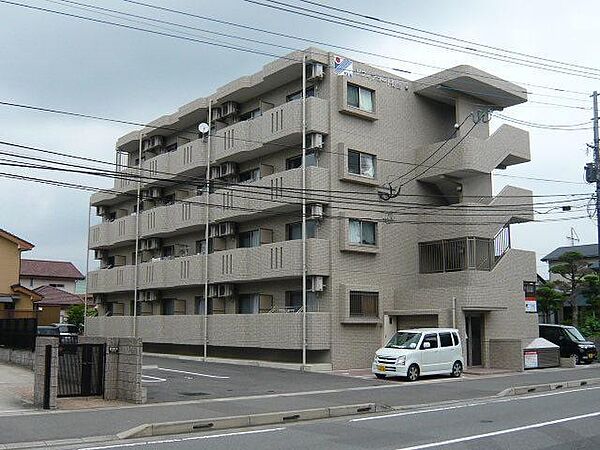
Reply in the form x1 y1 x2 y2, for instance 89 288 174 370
0 318 37 351
58 344 105 397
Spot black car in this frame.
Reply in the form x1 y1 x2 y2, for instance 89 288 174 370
539 324 597 364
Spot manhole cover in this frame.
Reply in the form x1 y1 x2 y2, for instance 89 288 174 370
178 392 209 397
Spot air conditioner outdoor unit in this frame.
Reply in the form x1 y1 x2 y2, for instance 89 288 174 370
308 203 324 219
307 132 324 150
142 290 159 302
221 101 239 118
146 238 161 250
218 283 234 298
149 187 162 198
306 62 324 81
307 276 324 292
220 222 237 236
96 206 108 217
208 284 219 298
220 162 238 177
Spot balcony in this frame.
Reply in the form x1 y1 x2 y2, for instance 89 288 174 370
89 216 136 249
212 97 329 163
211 166 329 222
90 138 207 206
87 238 330 293
85 312 331 350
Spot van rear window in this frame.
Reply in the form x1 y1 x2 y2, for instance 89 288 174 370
440 332 453 347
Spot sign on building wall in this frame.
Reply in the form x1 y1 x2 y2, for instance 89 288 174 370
524 351 538 369
525 298 538 313
334 56 353 77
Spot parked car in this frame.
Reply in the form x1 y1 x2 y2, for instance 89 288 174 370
539 324 597 364
372 328 464 381
51 323 79 344
37 325 60 337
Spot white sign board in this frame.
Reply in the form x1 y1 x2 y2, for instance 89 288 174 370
334 56 353 77
525 299 537 313
524 351 538 369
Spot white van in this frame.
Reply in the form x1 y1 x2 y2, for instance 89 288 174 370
372 328 464 382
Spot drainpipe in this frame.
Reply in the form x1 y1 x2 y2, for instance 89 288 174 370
301 54 307 369
83 201 91 332
133 132 143 337
203 100 212 361
452 296 457 328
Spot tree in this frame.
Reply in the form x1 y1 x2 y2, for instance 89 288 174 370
536 281 565 323
66 304 97 331
549 251 591 326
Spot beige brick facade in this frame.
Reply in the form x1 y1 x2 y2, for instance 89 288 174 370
86 48 538 369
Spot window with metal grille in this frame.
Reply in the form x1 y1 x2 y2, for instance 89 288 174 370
349 291 378 317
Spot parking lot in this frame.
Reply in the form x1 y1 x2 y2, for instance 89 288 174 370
141 355 481 403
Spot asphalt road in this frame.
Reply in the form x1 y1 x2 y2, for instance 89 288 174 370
57 385 600 450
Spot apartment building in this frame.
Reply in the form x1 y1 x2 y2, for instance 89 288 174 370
86 48 539 370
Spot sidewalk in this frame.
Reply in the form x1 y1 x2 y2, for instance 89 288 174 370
0 363 34 413
0 365 598 446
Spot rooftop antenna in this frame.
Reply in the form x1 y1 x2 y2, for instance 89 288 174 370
566 227 580 246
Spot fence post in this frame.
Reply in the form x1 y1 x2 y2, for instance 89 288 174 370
43 345 52 410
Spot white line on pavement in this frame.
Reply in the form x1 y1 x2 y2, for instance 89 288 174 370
156 367 230 379
394 410 600 450
350 385 600 423
141 374 166 383
78 427 286 450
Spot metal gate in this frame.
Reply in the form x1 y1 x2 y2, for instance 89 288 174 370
57 344 105 397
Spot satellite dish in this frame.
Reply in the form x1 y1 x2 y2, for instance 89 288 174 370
198 123 210 135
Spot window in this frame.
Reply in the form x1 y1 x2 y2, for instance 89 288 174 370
286 85 315 102
348 150 376 178
195 239 213 255
237 294 259 314
349 291 378 317
286 220 317 240
421 333 439 349
285 291 318 312
29 278 33 288
49 283 65 288
286 151 318 170
347 84 374 112
162 245 174 258
349 219 376 245
452 332 460 346
238 168 260 183
440 332 453 347
239 108 262 121
195 296 213 315
239 230 260 248
523 281 536 297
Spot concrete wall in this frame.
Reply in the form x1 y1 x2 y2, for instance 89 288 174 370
0 347 35 370
488 339 524 371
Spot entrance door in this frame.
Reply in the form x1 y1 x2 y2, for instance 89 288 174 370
466 314 483 366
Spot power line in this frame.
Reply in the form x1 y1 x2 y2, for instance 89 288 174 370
296 0 600 75
246 0 600 81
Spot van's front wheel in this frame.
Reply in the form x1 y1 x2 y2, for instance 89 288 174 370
406 364 420 382
451 361 463 378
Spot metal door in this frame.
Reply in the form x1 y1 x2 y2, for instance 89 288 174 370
466 314 483 366
57 344 105 397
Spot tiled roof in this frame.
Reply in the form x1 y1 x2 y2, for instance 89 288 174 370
20 259 84 280
34 285 83 306
0 228 34 250
541 244 598 262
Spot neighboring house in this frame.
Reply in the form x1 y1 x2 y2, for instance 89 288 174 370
20 259 85 293
541 244 598 323
34 285 83 323
86 48 539 370
0 228 53 323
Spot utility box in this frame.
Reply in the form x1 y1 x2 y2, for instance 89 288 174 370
523 338 560 369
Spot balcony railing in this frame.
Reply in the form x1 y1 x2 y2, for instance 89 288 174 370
419 227 511 274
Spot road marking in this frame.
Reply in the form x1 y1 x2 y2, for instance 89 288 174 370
350 385 600 422
141 374 166 383
156 367 230 379
394 410 600 450
78 427 285 449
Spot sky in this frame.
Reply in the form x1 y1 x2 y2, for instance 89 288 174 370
0 0 598 277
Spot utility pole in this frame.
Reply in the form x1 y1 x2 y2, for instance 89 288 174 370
593 91 600 264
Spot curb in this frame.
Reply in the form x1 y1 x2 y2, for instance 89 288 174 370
496 377 600 397
117 403 389 439
1 435 116 450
